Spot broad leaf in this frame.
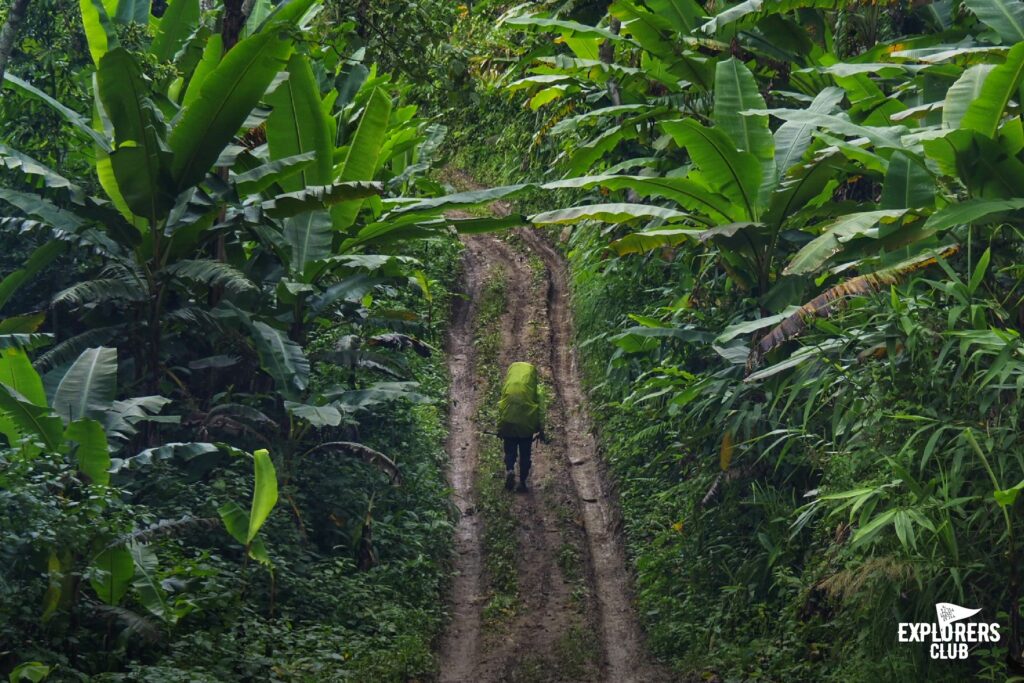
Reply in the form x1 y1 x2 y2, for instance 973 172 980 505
89 546 134 604
247 449 277 543
266 54 334 191
660 119 761 219
964 0 1024 43
150 0 200 62
714 58 774 204
943 64 995 130
80 0 118 66
961 41 1024 137
251 322 309 397
169 28 294 193
53 347 117 424
785 210 909 275
97 49 175 219
332 87 393 231
880 152 934 210
530 203 692 225
65 419 111 485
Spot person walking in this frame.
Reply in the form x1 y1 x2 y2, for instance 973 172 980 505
496 362 545 492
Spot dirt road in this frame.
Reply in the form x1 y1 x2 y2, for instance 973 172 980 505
438 197 666 681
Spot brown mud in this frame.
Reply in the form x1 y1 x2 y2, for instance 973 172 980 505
439 187 668 682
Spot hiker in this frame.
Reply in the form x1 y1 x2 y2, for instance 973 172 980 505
496 362 546 492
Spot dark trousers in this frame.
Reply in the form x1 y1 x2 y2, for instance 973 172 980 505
502 437 533 482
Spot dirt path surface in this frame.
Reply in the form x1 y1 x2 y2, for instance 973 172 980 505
439 186 668 682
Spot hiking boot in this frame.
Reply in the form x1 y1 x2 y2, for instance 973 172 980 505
505 470 515 491
516 480 528 493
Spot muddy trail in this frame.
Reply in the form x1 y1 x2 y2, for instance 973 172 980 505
439 192 667 682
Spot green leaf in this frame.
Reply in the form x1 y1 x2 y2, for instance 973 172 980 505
168 28 294 193
963 0 1024 43
129 542 169 620
0 384 63 450
331 88 393 231
262 181 381 219
994 479 1024 506
52 347 117 424
285 401 343 426
0 347 46 407
89 546 133 604
714 58 774 203
660 119 761 220
247 449 278 543
97 48 175 219
544 175 733 223
944 65 996 130
924 198 1024 229
251 322 309 398
150 0 200 62
266 54 335 192
609 228 702 255
233 152 315 195
218 501 248 544
181 33 222 108
773 87 844 177
785 210 909 275
80 0 118 66
501 15 622 40
9 662 51 683
65 419 110 485
961 42 1024 138
529 203 692 225
284 211 333 276
164 259 257 296
0 241 66 313
852 509 899 546
969 247 991 295
113 0 149 24
880 151 934 210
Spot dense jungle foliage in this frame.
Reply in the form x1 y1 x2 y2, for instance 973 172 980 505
3 0 1024 681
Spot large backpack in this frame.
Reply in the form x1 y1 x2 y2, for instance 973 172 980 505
496 362 542 438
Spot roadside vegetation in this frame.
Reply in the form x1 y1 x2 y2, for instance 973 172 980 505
4 0 1024 681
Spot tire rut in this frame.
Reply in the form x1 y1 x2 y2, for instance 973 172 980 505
440 196 667 682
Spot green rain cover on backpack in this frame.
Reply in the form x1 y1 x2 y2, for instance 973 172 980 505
497 362 542 438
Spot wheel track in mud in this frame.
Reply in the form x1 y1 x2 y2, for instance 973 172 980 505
439 201 667 682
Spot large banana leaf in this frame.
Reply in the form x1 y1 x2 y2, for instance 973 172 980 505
963 0 1024 43
97 49 175 220
714 58 773 168
168 28 294 193
924 198 1024 229
65 418 111 485
943 64 995 130
89 546 133 604
285 211 333 276
661 119 761 220
150 0 200 63
80 0 117 66
773 87 844 178
52 347 117 424
530 203 692 225
331 88 393 231
0 384 63 449
880 152 935 210
784 210 909 275
251 322 309 398
545 175 732 223
266 54 334 191
247 449 277 543
181 34 222 108
961 42 1024 137
0 347 46 407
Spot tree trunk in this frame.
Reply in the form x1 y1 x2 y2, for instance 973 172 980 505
0 0 31 87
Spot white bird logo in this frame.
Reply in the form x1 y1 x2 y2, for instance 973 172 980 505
936 603 982 629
